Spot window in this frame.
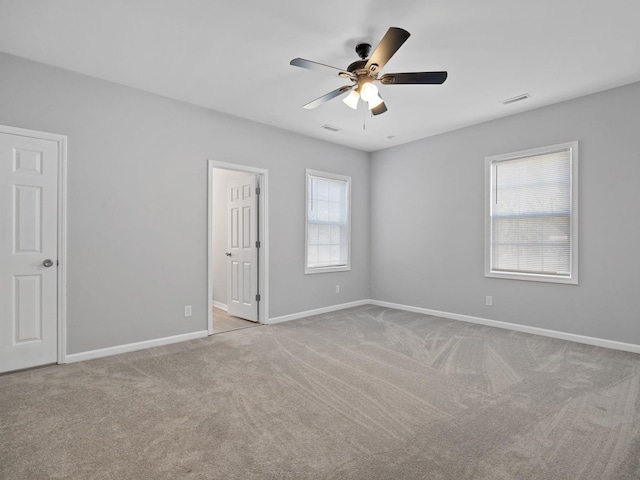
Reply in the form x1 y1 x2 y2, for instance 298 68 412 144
485 141 578 284
305 169 351 274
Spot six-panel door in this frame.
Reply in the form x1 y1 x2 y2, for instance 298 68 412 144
0 131 59 373
226 175 258 322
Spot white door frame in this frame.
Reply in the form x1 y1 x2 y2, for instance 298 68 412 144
1 124 68 365
207 160 269 333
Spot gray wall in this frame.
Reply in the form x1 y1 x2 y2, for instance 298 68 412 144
2 50 638 354
211 168 248 306
0 53 371 354
371 81 640 345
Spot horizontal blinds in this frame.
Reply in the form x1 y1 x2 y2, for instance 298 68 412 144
491 149 572 276
307 175 348 269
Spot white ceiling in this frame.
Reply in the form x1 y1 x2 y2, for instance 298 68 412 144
1 0 639 152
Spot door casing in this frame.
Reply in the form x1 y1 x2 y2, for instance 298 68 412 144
207 160 269 333
0 124 68 367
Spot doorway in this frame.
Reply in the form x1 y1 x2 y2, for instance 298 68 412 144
0 125 67 373
207 161 268 334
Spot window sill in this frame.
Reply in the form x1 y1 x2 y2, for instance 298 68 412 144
485 270 578 285
305 265 351 275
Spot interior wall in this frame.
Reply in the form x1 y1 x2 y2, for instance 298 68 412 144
211 168 249 307
370 81 640 345
0 52 371 355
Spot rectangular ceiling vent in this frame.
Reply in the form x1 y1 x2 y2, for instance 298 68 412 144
321 124 340 132
501 93 531 105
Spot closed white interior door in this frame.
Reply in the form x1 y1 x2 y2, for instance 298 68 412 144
227 175 258 322
0 130 59 372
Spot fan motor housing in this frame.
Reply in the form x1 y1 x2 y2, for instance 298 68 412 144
347 59 367 73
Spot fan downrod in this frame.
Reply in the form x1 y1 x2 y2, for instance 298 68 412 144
355 43 371 60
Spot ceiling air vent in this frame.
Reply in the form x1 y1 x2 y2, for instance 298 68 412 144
321 124 340 132
501 93 530 105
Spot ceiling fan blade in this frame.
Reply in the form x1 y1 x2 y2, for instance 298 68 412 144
364 27 410 75
380 71 448 85
290 58 353 79
303 85 353 109
371 101 388 116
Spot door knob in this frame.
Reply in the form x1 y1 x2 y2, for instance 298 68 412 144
43 259 54 268
225 252 232 257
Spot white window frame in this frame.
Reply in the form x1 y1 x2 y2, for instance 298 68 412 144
305 169 351 274
485 141 579 284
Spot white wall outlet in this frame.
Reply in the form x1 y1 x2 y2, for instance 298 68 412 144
485 296 493 306
335 285 340 294
184 305 192 317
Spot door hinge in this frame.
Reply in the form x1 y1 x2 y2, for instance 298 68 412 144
256 186 261 195
255 294 261 302
255 240 260 248
57 260 59 266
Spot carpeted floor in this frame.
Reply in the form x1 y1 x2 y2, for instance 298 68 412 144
1 305 639 479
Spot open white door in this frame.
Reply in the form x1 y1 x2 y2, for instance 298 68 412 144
226 175 259 322
0 129 59 372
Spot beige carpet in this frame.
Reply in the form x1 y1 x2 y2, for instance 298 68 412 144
1 305 639 479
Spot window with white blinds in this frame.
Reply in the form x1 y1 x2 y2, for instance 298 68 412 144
485 142 578 284
305 169 351 274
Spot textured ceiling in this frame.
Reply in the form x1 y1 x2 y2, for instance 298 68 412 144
1 0 639 151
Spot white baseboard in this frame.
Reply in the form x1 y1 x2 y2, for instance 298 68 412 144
369 299 640 354
62 300 639 365
267 300 370 325
212 301 228 311
64 330 209 364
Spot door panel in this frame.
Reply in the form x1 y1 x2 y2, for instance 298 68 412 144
13 274 42 343
227 175 258 322
231 261 239 302
231 207 239 248
1 131 58 372
242 207 251 248
14 185 43 253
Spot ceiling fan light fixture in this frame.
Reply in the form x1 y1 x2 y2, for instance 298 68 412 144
343 90 360 109
367 94 383 109
359 81 383 109
359 82 378 103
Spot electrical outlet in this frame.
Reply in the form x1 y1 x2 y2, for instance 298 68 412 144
485 296 493 306
335 285 340 294
184 305 192 317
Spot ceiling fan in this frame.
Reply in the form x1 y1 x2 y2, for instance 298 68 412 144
290 27 447 116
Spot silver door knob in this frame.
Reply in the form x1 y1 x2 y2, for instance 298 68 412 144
43 259 54 267
225 252 232 257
